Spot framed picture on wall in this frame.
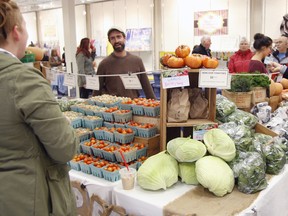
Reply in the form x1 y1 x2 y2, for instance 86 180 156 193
125 28 152 51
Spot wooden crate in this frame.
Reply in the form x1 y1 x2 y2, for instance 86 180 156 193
222 89 252 109
134 134 160 156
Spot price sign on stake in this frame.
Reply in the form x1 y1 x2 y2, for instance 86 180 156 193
45 68 56 82
63 73 76 87
162 75 190 89
85 76 100 90
199 69 229 88
120 74 142 89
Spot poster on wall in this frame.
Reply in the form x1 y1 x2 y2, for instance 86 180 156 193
125 28 152 51
194 10 228 36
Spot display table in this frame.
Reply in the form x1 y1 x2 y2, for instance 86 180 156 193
112 164 288 216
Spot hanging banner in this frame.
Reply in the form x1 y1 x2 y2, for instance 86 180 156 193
199 69 230 88
63 73 76 87
161 70 190 89
120 74 142 89
85 75 100 90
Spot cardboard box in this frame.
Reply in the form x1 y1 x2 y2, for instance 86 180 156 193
134 134 160 156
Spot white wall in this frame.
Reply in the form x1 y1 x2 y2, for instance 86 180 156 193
22 12 37 46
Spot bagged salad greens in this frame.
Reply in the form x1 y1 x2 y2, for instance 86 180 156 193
216 94 236 118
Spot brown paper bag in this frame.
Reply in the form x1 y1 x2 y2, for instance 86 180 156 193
167 88 190 122
189 88 208 119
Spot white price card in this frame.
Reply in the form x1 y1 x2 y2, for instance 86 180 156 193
45 68 56 82
199 69 229 88
120 74 142 89
63 73 76 87
162 75 190 89
85 75 100 90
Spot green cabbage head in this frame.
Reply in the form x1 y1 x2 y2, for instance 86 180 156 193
137 151 179 190
203 128 236 162
196 155 235 197
179 162 199 185
167 137 207 162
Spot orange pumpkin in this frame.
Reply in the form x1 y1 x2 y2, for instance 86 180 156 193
175 45 191 58
280 78 288 89
26 47 44 61
160 53 173 66
269 80 276 97
167 56 185 68
184 54 203 69
202 57 219 69
274 82 284 95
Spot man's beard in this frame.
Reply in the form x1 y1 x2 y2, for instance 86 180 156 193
113 43 125 52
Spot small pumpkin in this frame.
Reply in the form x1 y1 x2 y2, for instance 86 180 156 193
202 57 219 69
160 53 173 66
26 47 44 61
280 78 288 89
175 45 191 58
167 56 185 68
185 54 203 69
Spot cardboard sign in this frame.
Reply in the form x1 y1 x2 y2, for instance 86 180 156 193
63 73 76 87
162 70 190 89
199 69 229 88
120 74 142 89
85 75 100 90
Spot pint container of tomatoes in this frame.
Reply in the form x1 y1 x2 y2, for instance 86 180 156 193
114 144 137 163
90 140 111 158
102 163 122 182
113 109 132 123
137 123 157 138
114 128 135 144
102 107 118 122
89 160 110 178
132 143 148 159
101 143 120 162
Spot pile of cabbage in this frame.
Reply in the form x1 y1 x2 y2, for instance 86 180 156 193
137 129 237 197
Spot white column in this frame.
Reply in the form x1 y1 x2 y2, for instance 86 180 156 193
62 0 79 98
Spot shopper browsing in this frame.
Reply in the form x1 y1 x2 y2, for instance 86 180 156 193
228 37 253 73
192 35 212 57
76 37 96 98
248 33 273 74
49 48 62 67
92 27 156 99
0 1 79 215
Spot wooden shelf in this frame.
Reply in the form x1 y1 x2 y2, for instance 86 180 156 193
160 69 217 151
166 119 216 127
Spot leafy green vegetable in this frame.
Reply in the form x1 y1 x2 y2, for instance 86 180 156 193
263 143 286 175
203 128 236 162
195 156 235 197
251 73 270 88
216 94 236 118
229 75 252 92
222 109 258 129
137 151 179 190
229 151 267 194
178 162 199 185
167 137 207 162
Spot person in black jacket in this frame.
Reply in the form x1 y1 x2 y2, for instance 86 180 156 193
192 35 212 57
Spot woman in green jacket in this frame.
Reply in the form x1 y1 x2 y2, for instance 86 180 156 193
0 1 79 215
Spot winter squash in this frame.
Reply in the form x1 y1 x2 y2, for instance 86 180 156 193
269 80 276 97
175 45 191 58
280 78 288 89
202 57 219 69
184 54 203 69
160 53 173 66
167 56 185 68
274 82 283 96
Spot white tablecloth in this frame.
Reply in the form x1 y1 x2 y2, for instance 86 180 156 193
112 164 288 216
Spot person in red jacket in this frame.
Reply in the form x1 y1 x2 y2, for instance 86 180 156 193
228 37 254 73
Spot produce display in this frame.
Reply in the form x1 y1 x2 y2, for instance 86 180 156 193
160 45 219 69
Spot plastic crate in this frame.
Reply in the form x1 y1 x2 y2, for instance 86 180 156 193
114 149 137 163
132 105 144 115
70 118 82 129
143 106 160 117
83 118 103 130
93 129 105 140
114 132 134 144
89 164 104 178
113 111 132 123
102 112 114 122
69 160 81 171
79 141 93 155
137 126 157 138
101 144 120 161
103 130 115 142
79 162 92 174
102 167 121 182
